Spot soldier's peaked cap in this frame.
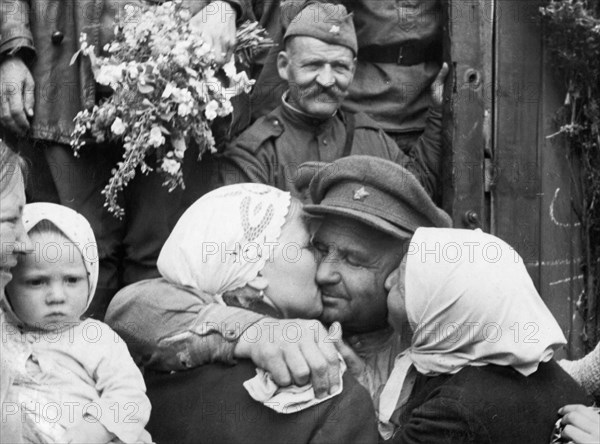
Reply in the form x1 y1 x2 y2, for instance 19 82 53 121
304 156 452 239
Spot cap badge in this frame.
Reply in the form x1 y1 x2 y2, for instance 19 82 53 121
353 186 369 201
329 25 340 35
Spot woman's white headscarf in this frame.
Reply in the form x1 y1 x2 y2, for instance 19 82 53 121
1 203 99 322
158 184 291 295
160 184 343 413
379 227 567 438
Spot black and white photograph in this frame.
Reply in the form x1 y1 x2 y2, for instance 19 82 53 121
1 0 599 442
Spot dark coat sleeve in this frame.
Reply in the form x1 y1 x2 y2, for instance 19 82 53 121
212 114 285 188
217 142 276 186
0 0 35 62
405 107 443 201
389 363 591 444
146 360 378 444
390 394 491 444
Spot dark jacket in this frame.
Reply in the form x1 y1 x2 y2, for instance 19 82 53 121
217 100 443 198
390 360 591 444
252 0 442 133
145 359 379 444
0 0 247 144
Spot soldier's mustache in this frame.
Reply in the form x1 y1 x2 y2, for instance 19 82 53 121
302 85 346 102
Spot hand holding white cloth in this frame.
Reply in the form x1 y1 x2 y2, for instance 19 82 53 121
244 356 346 414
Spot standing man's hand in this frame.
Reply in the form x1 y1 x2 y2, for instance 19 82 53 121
430 62 449 108
190 1 237 65
234 318 342 398
0 57 35 135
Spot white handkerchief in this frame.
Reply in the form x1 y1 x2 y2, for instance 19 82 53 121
243 356 346 414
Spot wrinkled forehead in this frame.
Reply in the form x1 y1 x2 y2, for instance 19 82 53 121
315 214 381 238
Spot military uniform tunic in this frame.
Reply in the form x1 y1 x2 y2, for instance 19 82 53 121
217 96 443 199
252 0 442 135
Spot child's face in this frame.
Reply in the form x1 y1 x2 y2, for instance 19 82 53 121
6 231 89 331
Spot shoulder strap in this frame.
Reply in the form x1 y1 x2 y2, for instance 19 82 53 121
342 111 356 157
233 114 285 154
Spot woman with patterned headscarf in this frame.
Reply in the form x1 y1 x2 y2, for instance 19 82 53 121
107 183 378 444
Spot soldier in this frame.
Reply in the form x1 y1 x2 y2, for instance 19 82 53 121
252 0 444 155
215 2 447 200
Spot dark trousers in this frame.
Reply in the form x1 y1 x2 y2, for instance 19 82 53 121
16 138 213 319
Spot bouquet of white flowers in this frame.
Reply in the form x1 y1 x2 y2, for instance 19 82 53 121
71 0 271 217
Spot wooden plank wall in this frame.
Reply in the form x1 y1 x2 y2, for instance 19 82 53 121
442 0 491 230
446 0 585 357
494 0 584 358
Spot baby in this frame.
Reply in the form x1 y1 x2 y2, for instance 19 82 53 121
1 203 151 443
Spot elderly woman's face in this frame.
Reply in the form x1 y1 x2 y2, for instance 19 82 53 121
0 167 30 292
260 210 322 318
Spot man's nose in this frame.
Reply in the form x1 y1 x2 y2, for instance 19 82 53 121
316 65 335 88
46 283 67 304
316 257 342 285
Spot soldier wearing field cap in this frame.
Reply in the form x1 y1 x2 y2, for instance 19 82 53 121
106 154 452 427
212 2 448 201
250 0 443 160
305 155 451 406
305 155 452 237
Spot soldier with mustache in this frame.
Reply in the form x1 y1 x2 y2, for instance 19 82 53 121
214 2 447 200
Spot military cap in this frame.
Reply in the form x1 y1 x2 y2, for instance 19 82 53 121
284 2 358 55
303 156 452 239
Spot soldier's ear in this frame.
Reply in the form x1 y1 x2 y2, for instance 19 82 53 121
277 51 290 82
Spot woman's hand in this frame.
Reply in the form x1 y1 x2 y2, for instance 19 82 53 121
234 318 342 399
430 62 449 108
558 404 600 444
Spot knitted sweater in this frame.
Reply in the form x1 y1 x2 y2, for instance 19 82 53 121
560 342 600 400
